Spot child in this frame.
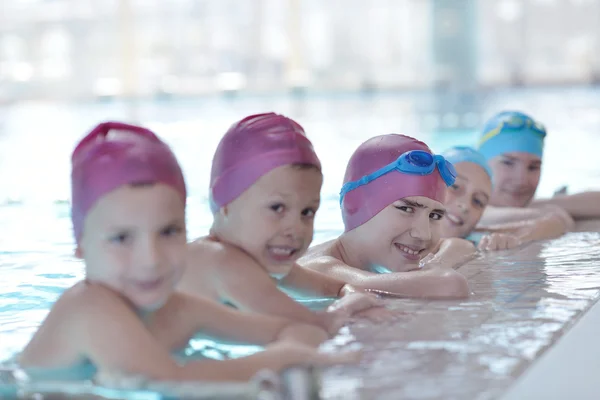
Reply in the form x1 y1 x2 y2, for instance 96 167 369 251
475 111 581 227
18 121 357 383
179 113 384 334
439 146 494 242
440 146 570 253
298 134 471 298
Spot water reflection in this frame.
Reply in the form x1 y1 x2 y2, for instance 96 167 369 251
321 232 600 399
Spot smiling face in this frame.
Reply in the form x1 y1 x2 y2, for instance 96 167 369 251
219 164 323 279
78 183 187 311
442 161 492 238
348 195 445 272
488 152 541 207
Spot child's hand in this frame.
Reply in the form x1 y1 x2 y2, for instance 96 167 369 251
418 253 453 270
541 204 575 231
349 305 399 323
311 348 362 365
478 233 521 251
271 342 362 366
277 321 329 347
327 290 387 319
418 253 442 269
316 310 348 336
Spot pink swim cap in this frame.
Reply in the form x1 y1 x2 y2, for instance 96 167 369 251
71 121 187 243
342 134 447 232
209 113 321 212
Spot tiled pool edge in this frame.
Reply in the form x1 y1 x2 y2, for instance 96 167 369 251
501 294 600 400
501 219 600 400
321 221 600 399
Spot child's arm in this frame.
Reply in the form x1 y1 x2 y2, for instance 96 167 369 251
477 205 546 227
182 244 337 332
279 264 380 302
278 265 385 319
211 254 351 334
22 284 356 383
426 238 477 269
301 257 469 299
477 200 578 229
183 294 328 348
476 207 573 251
279 264 347 298
531 191 600 220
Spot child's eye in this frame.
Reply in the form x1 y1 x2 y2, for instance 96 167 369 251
450 184 460 191
270 203 285 213
109 233 130 244
394 206 414 214
302 208 317 218
501 160 514 166
430 212 444 221
528 165 540 171
473 197 487 209
161 225 183 237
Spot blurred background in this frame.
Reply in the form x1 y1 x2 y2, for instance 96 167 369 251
1 0 600 240
2 0 600 100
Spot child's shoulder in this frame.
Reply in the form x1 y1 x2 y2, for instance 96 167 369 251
31 282 133 345
188 236 260 271
299 240 338 264
54 281 133 316
167 291 222 315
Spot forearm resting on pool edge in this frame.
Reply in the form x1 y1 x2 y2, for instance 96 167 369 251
532 191 600 220
305 258 470 300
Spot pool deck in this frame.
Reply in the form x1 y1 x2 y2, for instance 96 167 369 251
320 220 600 400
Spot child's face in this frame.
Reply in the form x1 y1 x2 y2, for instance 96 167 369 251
224 165 323 279
78 183 187 311
488 152 541 207
352 196 444 272
441 162 492 239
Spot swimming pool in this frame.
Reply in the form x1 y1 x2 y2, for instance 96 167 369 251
2 89 600 397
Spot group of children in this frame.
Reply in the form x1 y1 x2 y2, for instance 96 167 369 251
17 110 600 383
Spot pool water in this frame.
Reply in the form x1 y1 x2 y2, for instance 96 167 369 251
1 89 600 396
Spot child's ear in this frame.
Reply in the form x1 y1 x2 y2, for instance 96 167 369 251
74 246 83 259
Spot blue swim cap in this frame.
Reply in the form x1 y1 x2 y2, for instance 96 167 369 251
442 146 492 179
477 111 546 161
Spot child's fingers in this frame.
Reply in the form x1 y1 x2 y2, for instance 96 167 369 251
479 233 521 252
507 235 522 249
496 236 508 250
478 235 491 251
314 349 363 365
418 252 436 268
321 311 348 335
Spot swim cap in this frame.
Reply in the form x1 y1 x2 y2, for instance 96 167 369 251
71 121 187 243
342 134 448 232
478 111 546 161
209 113 321 213
442 146 492 179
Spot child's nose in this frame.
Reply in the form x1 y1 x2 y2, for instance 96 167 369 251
136 239 162 271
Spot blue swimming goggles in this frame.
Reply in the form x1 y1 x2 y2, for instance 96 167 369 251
480 113 546 145
339 150 457 205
